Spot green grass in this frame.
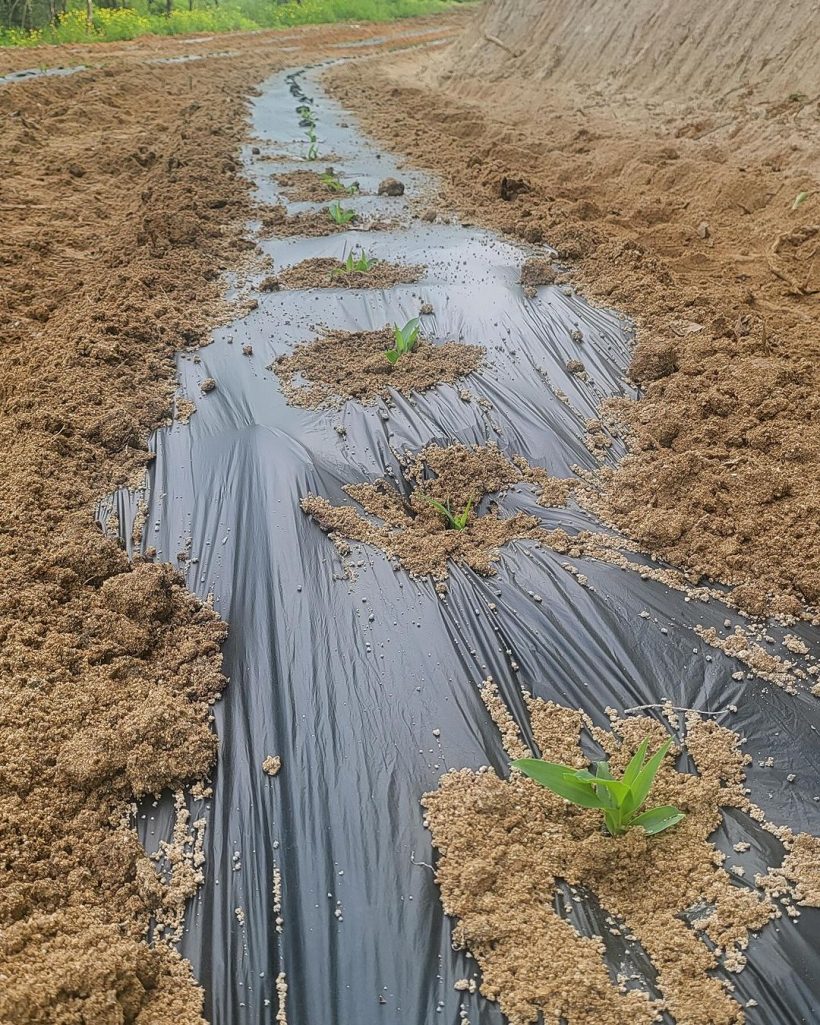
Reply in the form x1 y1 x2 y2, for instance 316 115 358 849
0 0 469 47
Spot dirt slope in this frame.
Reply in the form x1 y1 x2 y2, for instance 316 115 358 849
329 0 820 615
450 0 820 102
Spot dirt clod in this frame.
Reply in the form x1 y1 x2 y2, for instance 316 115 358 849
274 256 424 290
378 176 405 196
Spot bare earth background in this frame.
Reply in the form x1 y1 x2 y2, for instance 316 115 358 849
0 2 818 1021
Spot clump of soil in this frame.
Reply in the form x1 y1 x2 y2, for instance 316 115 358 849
520 255 557 296
301 443 574 581
378 176 405 196
260 203 356 238
275 256 424 290
422 680 818 1025
275 167 361 202
263 755 282 776
274 326 484 408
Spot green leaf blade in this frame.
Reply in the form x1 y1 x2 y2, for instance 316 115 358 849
512 759 605 809
621 738 650 788
623 738 673 817
630 805 685 835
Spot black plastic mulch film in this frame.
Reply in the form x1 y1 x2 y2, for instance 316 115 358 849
99 67 820 1025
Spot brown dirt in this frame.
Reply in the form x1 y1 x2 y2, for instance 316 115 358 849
274 167 362 202
260 202 353 238
274 255 424 290
422 679 818 1025
302 443 589 583
448 0 820 103
519 255 557 296
0 13 468 1024
325 14 820 616
260 202 398 238
273 326 484 407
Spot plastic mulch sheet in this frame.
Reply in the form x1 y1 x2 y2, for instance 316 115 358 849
99 67 820 1025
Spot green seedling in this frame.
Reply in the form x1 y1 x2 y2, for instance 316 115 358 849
328 201 357 226
385 318 420 365
305 127 318 160
333 249 377 275
424 495 474 531
792 190 810 210
512 737 684 838
321 171 358 195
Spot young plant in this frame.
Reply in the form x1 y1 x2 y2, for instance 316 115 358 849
424 495 474 531
305 127 318 160
321 171 357 194
334 249 377 275
328 201 356 226
512 737 684 837
385 318 420 365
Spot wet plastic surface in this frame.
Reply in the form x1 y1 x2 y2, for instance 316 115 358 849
102 66 820 1025
0 64 85 86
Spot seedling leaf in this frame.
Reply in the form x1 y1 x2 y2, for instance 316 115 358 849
622 738 672 818
630 806 685 835
512 759 605 809
512 736 684 838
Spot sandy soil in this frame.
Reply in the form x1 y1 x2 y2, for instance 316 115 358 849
274 325 484 407
424 681 818 1025
0 13 467 1024
327 16 820 616
274 254 424 289
2 3 819 1021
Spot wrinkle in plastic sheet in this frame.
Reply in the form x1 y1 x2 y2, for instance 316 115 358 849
102 67 820 1025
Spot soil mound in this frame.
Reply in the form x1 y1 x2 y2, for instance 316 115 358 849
446 0 820 102
274 326 484 407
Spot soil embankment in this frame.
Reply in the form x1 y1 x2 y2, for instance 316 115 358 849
328 0 820 614
449 0 820 102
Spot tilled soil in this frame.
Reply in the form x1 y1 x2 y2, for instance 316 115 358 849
2 7 818 1024
0 14 467 1024
326 51 820 617
274 167 362 202
273 325 484 407
424 681 819 1025
274 255 424 289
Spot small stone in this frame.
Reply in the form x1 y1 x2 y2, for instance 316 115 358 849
200 377 216 393
378 177 404 196
242 344 253 356
432 729 441 738
697 221 710 239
